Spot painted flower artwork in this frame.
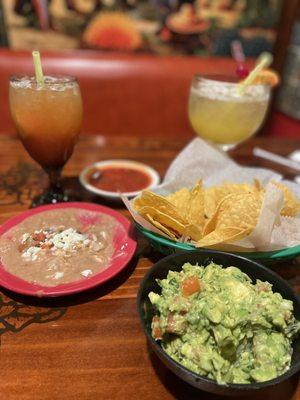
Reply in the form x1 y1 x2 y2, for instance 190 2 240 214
83 12 143 50
2 0 282 56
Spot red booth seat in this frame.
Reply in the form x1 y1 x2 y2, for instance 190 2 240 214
0 49 254 137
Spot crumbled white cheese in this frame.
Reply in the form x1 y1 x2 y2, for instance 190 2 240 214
91 241 104 251
20 227 103 260
49 228 88 251
21 233 30 243
53 271 64 279
81 269 92 277
22 246 41 261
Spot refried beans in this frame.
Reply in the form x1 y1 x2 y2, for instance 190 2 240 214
0 208 116 286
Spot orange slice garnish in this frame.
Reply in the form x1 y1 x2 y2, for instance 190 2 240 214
252 69 280 87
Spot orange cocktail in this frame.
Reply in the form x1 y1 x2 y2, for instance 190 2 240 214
9 75 82 205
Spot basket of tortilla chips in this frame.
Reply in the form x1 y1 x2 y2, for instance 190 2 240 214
124 138 300 261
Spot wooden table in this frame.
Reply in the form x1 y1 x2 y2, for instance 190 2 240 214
0 134 299 400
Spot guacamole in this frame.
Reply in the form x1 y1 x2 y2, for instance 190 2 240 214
149 263 300 385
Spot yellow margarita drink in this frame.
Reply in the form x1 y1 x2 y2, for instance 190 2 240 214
188 76 270 147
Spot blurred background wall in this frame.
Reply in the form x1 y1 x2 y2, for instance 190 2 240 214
0 0 283 55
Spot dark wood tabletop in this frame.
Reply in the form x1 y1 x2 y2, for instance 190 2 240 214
0 134 299 400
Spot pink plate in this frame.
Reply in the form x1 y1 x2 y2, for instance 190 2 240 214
0 202 137 297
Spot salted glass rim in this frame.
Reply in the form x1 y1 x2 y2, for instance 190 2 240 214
192 74 270 90
9 75 78 86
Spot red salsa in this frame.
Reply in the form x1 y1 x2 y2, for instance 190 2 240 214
88 166 152 193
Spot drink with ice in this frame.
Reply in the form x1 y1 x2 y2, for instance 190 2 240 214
188 76 270 149
10 76 82 168
9 75 82 205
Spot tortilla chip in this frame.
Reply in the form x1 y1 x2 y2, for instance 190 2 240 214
138 205 202 241
196 227 251 247
145 213 177 239
134 191 181 219
196 227 252 248
254 178 263 191
271 181 300 217
166 181 205 233
203 192 263 236
138 206 186 235
183 224 203 242
166 188 191 216
204 181 262 219
185 180 205 229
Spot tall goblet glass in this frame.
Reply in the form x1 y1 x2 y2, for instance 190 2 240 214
188 75 271 151
9 75 82 207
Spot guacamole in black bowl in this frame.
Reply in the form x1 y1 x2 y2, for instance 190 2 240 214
137 250 300 396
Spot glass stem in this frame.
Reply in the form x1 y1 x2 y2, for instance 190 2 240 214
31 166 69 207
208 140 236 155
45 167 62 193
218 144 236 152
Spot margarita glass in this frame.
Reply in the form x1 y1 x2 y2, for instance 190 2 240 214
188 75 271 151
9 75 82 206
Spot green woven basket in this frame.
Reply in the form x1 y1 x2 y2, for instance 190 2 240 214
136 223 300 263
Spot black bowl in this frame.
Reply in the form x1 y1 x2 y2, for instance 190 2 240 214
137 250 300 396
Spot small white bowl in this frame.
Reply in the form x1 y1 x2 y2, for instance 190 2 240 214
79 159 160 201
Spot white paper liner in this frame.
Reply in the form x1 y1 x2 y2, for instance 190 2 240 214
124 138 300 252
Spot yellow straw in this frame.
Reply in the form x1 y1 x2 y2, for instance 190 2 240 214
32 50 45 86
238 52 273 94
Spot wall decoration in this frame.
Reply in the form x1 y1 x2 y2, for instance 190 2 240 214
1 0 282 56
